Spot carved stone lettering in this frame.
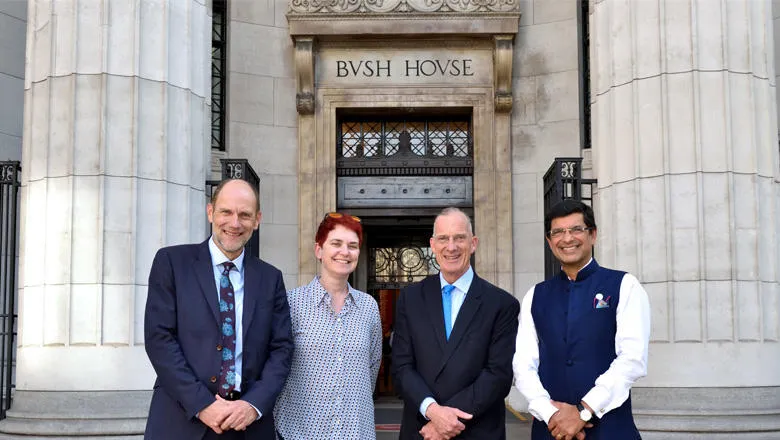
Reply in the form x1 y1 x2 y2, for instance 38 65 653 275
403 59 473 77
336 60 392 77
319 49 492 86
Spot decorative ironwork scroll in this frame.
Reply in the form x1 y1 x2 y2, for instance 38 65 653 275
369 245 440 289
337 118 473 176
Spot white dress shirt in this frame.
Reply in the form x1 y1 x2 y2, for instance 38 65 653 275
512 261 651 424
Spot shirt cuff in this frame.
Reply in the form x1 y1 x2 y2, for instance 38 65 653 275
420 397 436 419
531 399 559 425
582 387 610 419
247 402 263 421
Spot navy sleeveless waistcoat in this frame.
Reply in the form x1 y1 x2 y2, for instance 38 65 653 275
530 260 641 440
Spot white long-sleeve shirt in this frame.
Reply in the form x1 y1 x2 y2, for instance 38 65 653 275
512 271 651 424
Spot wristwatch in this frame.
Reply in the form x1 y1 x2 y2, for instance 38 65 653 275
577 403 593 422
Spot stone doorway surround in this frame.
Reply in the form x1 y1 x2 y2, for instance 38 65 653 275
287 0 521 291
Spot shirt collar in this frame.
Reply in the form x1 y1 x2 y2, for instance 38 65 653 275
439 265 474 294
563 257 597 281
308 276 359 308
208 235 245 272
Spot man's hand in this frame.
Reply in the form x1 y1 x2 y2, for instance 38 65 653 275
217 396 260 431
547 401 592 440
425 402 473 438
419 422 447 440
197 398 233 434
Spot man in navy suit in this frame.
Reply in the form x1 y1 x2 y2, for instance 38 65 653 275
392 207 520 440
513 200 651 440
144 179 293 439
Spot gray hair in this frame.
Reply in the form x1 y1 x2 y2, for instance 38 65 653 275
432 207 473 236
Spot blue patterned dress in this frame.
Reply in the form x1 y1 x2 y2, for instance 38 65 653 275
274 277 382 440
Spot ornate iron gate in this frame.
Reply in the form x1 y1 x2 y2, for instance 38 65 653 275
0 162 20 419
542 157 596 279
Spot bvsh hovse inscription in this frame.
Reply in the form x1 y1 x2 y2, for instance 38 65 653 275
336 59 475 78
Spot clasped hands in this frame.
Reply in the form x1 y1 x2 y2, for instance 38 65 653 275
419 402 473 440
547 401 594 440
198 394 259 434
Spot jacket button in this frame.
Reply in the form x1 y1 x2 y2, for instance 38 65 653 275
210 376 217 383
216 344 223 351
566 360 574 366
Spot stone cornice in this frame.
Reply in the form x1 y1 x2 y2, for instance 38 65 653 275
289 0 519 15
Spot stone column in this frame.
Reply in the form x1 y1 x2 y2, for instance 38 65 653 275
590 0 780 438
0 0 211 436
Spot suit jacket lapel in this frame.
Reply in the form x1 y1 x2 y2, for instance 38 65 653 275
423 276 448 351
436 275 484 378
242 256 258 339
195 240 221 326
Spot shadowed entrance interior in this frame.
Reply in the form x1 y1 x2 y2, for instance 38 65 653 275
363 220 438 396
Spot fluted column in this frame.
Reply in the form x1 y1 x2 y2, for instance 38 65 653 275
590 0 780 438
0 0 211 436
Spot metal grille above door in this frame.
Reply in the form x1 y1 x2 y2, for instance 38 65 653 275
337 115 473 177
336 113 474 210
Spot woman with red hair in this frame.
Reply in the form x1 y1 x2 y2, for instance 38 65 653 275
274 213 382 440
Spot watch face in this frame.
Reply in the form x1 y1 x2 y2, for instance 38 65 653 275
579 409 591 421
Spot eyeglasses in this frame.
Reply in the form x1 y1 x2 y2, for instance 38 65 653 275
324 212 361 223
547 226 592 239
432 234 470 245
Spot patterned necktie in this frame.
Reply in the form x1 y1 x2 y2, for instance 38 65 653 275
442 284 455 340
217 262 237 396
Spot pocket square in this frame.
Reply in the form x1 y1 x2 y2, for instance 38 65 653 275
593 293 611 309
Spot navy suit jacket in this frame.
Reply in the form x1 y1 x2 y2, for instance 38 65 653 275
144 240 294 440
392 273 520 440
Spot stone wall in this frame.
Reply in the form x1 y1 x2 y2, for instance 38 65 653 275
228 0 299 288
775 0 780 158
0 1 26 162
506 0 584 411
510 3 582 309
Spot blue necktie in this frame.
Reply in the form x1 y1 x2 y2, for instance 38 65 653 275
442 284 455 340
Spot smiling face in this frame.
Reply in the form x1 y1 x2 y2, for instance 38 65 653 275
207 180 261 260
430 211 478 284
315 224 360 279
546 212 597 274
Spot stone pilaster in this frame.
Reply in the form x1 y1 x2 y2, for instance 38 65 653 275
590 0 780 438
0 0 212 437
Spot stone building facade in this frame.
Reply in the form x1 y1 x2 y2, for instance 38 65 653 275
0 0 777 438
